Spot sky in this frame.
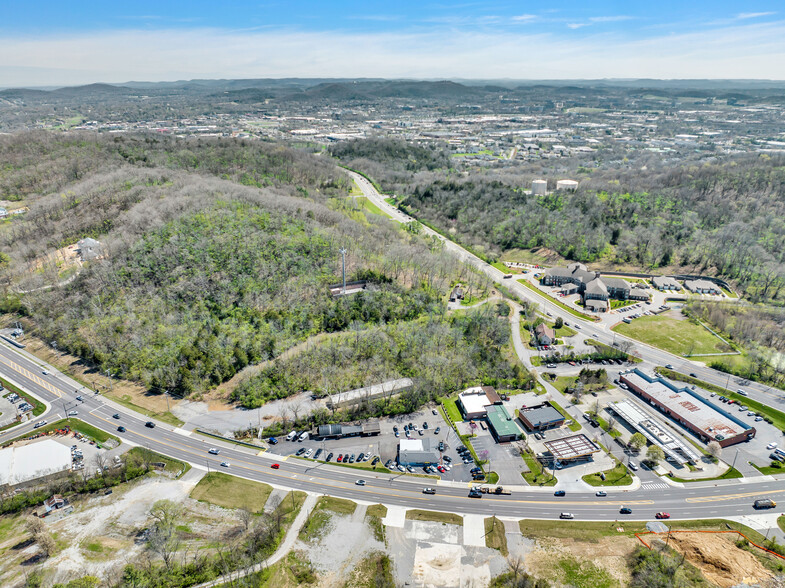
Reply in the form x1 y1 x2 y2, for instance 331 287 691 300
1 1 784 87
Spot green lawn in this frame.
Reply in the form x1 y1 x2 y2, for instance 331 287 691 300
554 324 578 338
355 197 391 218
752 463 785 475
582 462 632 486
485 517 508 555
521 450 557 486
190 472 273 512
406 509 463 526
612 314 730 356
366 504 387 518
0 376 46 418
518 280 597 322
103 391 184 427
9 418 119 446
125 446 190 478
550 400 581 432
442 397 463 423
519 518 771 544
315 496 357 515
667 467 742 483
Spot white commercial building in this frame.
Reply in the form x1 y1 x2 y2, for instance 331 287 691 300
0 440 72 489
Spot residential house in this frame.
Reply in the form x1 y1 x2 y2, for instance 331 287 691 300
534 323 555 346
76 238 102 261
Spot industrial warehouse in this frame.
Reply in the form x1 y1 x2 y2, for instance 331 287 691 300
620 369 756 447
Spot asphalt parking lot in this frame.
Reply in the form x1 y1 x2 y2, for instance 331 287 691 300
265 407 481 482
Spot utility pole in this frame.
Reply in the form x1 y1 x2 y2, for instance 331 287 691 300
339 247 347 294
731 449 739 472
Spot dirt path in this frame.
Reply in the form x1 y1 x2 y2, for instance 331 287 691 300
206 332 345 407
191 494 318 588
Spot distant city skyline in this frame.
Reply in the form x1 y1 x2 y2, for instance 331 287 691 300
1 1 783 87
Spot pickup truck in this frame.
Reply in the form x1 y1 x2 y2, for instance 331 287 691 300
479 486 512 495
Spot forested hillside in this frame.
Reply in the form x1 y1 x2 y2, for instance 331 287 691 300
0 132 493 398
331 139 785 302
233 303 533 410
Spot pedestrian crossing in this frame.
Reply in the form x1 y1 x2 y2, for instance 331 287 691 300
640 481 670 490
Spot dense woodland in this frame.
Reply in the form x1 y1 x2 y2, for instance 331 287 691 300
331 139 785 303
233 303 533 410
0 132 495 399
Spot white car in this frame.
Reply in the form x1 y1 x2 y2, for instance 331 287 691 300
767 442 778 450
355 479 366 486
304 448 313 458
220 462 230 467
208 448 220 455
42 370 49 375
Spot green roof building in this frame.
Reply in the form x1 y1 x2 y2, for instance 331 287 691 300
486 404 521 443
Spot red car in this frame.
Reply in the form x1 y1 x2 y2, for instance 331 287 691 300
270 463 280 469
655 512 670 519
437 465 446 473
337 454 343 462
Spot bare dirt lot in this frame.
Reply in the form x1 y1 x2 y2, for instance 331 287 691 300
665 532 775 588
0 469 208 587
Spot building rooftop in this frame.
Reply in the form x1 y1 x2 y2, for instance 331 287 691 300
622 370 751 441
543 434 600 460
520 404 564 428
486 405 521 439
0 440 72 487
458 387 495 416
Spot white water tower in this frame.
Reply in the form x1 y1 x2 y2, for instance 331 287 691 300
532 179 548 195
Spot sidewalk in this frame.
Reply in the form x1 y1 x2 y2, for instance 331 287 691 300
191 492 318 588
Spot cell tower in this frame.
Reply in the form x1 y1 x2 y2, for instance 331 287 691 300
339 247 347 294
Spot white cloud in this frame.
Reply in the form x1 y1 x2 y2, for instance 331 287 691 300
588 15 634 23
1 20 784 87
737 12 776 20
511 14 537 22
567 23 588 29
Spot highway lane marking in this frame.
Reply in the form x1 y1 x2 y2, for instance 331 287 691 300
91 409 659 504
686 488 785 503
0 355 62 397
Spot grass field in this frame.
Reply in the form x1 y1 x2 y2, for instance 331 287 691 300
406 509 463 526
485 517 508 555
355 196 391 218
442 397 463 423
366 504 387 518
125 446 190 477
104 391 184 427
0 377 45 417
10 418 119 446
550 400 581 432
190 472 273 512
518 279 597 321
521 450 557 486
518 517 768 542
316 496 357 515
582 462 632 486
612 314 730 356
667 466 742 483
